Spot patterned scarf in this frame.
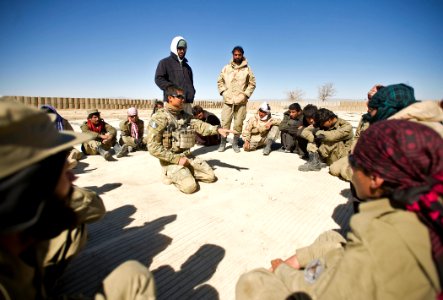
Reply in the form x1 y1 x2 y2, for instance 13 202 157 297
368 83 418 123
130 121 139 139
353 120 443 295
86 119 104 133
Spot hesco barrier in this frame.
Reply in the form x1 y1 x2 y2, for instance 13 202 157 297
2 96 368 113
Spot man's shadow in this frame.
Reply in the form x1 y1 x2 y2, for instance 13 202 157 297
191 144 220 156
83 183 122 195
206 159 249 171
53 204 177 297
153 244 226 300
331 188 356 237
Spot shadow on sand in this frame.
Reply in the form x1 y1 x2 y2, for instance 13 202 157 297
53 205 177 297
153 244 226 300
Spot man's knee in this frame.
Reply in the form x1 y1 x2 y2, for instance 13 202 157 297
101 260 156 300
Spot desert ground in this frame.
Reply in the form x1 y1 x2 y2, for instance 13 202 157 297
53 108 363 299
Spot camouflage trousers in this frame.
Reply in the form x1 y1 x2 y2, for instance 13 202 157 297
329 155 353 181
221 103 247 134
162 157 216 194
247 125 280 151
236 231 345 300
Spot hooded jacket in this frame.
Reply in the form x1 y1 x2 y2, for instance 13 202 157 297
217 58 256 105
155 36 196 103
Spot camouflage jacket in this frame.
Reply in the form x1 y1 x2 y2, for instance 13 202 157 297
217 58 256 105
242 113 281 141
147 105 219 165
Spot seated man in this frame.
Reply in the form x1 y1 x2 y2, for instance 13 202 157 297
41 104 83 169
80 109 128 160
147 85 235 194
296 104 318 158
192 105 221 146
278 102 303 153
298 108 353 172
236 120 443 299
242 102 281 155
0 101 155 299
119 107 147 152
151 100 164 116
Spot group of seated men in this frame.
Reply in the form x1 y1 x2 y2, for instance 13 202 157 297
1 82 443 299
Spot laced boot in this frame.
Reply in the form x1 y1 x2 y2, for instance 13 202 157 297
262 139 273 155
298 152 324 171
218 137 227 152
115 144 128 158
232 135 241 153
97 146 112 161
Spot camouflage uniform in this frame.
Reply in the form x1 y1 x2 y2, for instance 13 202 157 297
119 119 147 150
300 118 353 165
80 120 117 154
147 105 220 194
242 114 281 150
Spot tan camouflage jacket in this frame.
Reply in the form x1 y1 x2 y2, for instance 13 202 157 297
217 58 256 105
147 105 220 165
242 114 281 142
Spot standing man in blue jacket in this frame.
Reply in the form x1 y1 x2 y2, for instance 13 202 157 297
155 36 196 115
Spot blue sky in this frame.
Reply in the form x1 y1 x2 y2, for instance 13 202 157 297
1 0 442 101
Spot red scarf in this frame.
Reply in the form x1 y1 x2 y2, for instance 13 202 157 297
87 119 104 133
353 120 443 297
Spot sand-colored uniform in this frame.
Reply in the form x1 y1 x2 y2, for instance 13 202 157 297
80 120 117 154
0 187 156 299
217 58 256 133
242 114 281 151
329 117 370 181
119 119 147 149
236 199 441 300
301 118 353 165
147 105 220 194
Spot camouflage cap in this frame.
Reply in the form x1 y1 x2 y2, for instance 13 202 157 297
0 101 93 179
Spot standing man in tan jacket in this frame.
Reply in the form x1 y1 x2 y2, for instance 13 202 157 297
217 46 256 153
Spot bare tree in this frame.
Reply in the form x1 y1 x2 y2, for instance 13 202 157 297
318 82 336 102
287 89 305 102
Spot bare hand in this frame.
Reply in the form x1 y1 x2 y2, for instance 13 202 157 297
178 157 189 166
265 122 272 129
243 140 250 151
283 254 301 269
270 258 284 272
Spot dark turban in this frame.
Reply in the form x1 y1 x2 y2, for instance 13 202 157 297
368 84 418 123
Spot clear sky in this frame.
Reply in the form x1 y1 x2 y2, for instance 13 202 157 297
1 0 442 101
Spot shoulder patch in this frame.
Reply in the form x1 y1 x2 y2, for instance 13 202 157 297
149 120 158 129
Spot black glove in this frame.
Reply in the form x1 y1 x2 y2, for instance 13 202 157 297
314 134 326 144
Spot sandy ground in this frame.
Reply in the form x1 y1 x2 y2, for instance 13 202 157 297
54 108 362 299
